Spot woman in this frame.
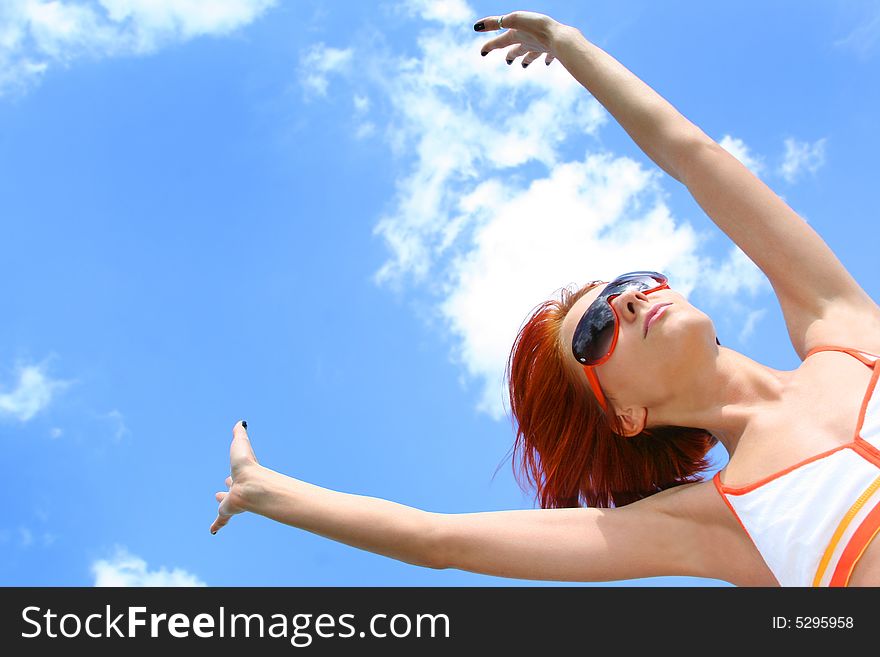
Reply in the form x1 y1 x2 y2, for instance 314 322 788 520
210 11 880 587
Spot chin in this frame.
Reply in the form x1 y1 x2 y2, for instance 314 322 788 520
664 308 718 361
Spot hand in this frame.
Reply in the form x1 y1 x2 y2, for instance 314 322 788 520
210 420 261 535
474 11 567 67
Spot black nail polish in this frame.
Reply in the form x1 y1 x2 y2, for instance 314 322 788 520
522 63 529 68
241 420 247 430
473 22 484 31
546 60 552 66
481 51 487 57
506 60 512 65
211 531 216 535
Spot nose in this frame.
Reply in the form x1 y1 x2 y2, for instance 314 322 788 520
611 288 652 325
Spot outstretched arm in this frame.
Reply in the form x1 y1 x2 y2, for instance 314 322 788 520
213 423 708 582
477 13 880 358
240 468 442 569
433 494 697 582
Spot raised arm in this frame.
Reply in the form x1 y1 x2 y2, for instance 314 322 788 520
477 13 708 183
477 13 880 358
678 142 880 357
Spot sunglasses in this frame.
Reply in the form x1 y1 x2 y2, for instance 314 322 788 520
571 271 669 412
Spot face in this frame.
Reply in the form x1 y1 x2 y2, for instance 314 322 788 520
559 279 717 416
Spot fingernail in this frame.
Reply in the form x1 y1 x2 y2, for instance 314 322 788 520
211 531 216 535
522 63 529 68
473 22 484 31
241 420 247 430
506 60 512 65
481 51 487 57
545 60 552 66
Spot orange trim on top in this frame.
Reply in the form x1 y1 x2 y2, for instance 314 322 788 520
828 500 880 587
717 444 850 496
712 471 753 539
717 344 879 495
854 360 880 441
853 439 880 467
804 345 878 368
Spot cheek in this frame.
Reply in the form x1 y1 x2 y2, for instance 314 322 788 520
601 338 646 389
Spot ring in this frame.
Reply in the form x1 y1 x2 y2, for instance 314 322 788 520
498 15 505 29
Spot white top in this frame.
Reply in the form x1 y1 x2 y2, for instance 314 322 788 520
713 346 880 587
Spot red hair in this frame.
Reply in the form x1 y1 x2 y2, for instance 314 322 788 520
504 281 718 509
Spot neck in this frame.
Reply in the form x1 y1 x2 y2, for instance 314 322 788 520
648 347 793 455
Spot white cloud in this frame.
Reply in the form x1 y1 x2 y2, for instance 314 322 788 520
834 8 880 58
355 121 375 139
0 0 276 96
0 362 69 421
703 244 770 298
399 0 473 25
102 408 129 441
100 0 277 48
779 137 827 183
299 43 353 98
13 526 56 548
697 245 770 351
369 21 608 288
718 135 765 176
351 95 374 138
738 308 767 344
353 93 370 112
307 4 775 419
92 546 206 586
439 157 705 417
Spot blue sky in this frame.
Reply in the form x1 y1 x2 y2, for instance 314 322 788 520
2 0 879 587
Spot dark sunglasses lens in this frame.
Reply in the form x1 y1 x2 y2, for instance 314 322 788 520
571 272 667 364
572 300 615 364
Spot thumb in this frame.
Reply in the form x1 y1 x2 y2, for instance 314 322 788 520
230 419 257 466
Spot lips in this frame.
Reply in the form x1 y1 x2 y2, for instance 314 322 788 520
644 303 672 337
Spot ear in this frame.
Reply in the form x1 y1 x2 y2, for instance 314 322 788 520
615 407 647 438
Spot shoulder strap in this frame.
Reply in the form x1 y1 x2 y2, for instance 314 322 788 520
804 346 878 368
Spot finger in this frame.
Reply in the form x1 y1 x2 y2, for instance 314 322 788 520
225 476 233 489
215 491 227 503
479 30 519 56
505 45 531 64
210 514 230 535
521 51 542 68
545 53 555 66
473 15 508 32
